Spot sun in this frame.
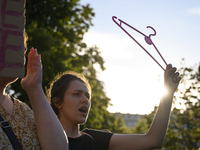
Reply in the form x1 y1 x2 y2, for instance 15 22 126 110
102 66 165 115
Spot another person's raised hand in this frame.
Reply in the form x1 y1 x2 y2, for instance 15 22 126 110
21 47 42 93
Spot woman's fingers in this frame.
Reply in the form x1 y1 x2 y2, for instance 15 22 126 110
27 47 41 74
173 73 181 83
165 64 181 83
172 72 180 83
165 64 175 78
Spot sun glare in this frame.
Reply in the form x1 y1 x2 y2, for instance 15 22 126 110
102 65 164 115
84 31 168 115
106 77 164 115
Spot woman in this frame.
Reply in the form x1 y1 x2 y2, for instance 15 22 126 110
48 64 181 150
0 48 68 149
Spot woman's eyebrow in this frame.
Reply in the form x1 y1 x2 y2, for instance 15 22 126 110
74 90 83 92
74 90 90 98
74 90 88 94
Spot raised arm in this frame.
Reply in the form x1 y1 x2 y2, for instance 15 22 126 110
109 64 181 150
21 48 69 150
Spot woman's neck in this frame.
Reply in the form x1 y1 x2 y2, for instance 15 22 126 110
0 77 16 115
59 118 81 138
0 86 6 98
0 85 14 115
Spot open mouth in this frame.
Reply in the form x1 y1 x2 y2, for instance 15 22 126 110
78 107 88 113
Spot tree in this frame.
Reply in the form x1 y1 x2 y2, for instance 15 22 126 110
131 106 157 134
132 62 200 149
163 64 200 149
8 0 128 131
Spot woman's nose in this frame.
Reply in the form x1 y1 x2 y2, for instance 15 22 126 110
81 95 89 104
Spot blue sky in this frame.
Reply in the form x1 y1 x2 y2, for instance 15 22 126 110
80 0 200 114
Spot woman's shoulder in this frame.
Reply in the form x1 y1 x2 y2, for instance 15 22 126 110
82 128 112 135
82 128 113 139
13 97 31 110
12 97 34 119
81 128 112 141
9 97 40 149
81 128 113 150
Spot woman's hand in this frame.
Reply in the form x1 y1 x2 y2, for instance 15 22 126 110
164 64 181 94
21 47 42 93
21 48 69 150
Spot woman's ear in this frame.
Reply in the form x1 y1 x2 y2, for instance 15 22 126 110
53 97 62 109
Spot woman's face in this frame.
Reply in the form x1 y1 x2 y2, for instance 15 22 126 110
0 77 18 88
58 79 91 125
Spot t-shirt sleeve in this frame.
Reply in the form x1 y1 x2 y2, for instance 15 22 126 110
82 128 113 150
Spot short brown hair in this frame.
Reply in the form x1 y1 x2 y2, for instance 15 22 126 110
46 71 91 115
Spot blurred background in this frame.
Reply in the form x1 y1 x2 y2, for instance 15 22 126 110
8 0 200 149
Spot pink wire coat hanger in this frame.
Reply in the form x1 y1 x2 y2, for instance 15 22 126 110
112 16 167 71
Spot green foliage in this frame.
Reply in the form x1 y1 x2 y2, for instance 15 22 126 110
101 113 131 134
10 0 96 103
132 106 157 134
132 62 200 149
131 106 157 135
7 0 128 132
163 64 200 149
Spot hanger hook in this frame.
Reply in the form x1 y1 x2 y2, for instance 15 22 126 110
112 16 119 25
145 26 156 45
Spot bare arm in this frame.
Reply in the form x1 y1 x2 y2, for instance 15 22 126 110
109 64 181 150
21 48 69 150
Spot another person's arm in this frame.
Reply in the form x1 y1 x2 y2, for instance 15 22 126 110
108 64 181 150
21 48 69 150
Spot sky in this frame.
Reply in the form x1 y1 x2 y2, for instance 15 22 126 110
80 0 200 114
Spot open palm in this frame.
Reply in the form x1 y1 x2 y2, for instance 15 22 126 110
21 48 42 93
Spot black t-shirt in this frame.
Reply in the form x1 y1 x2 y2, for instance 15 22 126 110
68 128 113 150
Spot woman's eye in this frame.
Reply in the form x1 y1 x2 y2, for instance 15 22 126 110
74 93 80 96
85 93 90 100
